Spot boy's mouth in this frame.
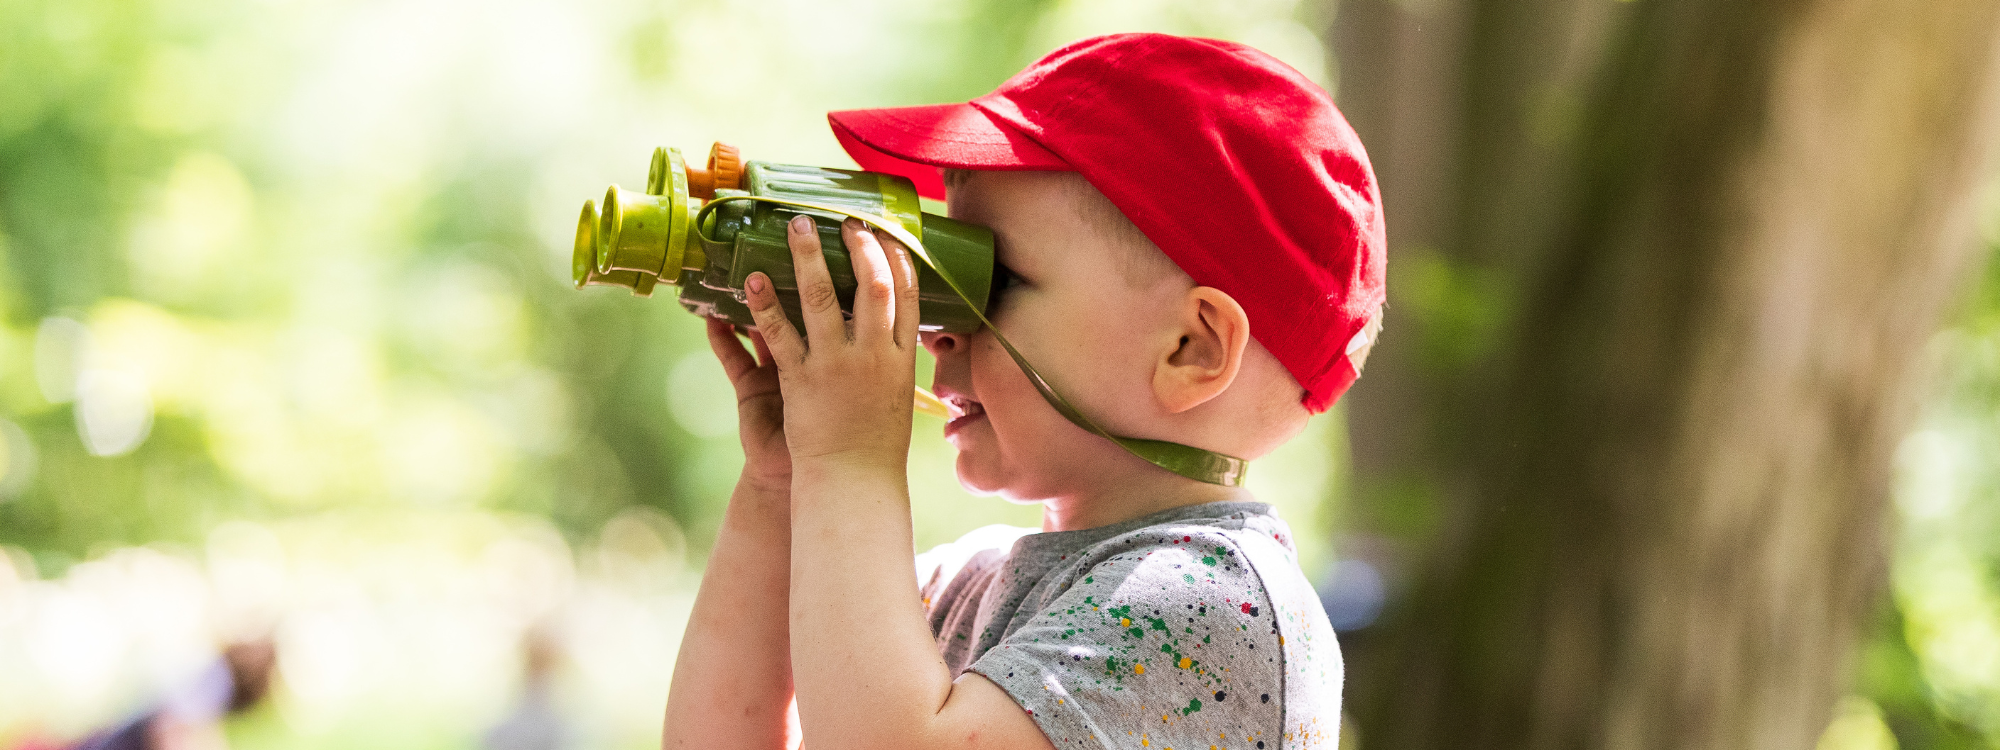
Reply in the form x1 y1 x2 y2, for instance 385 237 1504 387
943 394 986 437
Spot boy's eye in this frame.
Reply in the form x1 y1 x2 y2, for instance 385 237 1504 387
985 261 1019 312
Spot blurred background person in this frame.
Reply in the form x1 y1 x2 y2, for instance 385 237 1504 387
70 641 276 750
480 629 573 750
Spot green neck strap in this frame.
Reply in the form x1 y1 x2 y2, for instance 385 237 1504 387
695 195 1249 488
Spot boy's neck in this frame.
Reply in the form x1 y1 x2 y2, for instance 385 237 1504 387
1038 471 1252 532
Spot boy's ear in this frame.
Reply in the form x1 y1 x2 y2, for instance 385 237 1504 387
1155 286 1250 414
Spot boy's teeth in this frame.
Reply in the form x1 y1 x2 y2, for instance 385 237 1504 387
945 396 984 419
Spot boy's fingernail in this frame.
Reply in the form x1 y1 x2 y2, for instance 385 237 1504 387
844 217 863 231
748 273 767 294
790 215 812 233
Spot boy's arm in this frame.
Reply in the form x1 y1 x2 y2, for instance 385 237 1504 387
745 216 1054 750
661 320 799 750
788 464 1053 750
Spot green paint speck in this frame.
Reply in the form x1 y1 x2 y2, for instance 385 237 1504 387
1182 698 1203 715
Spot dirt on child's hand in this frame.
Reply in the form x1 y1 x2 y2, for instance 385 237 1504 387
743 214 919 478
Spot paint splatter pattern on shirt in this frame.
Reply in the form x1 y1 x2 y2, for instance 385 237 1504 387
919 501 1342 750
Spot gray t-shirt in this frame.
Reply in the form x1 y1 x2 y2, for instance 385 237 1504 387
916 501 1341 750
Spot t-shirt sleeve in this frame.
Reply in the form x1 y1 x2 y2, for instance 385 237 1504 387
915 524 1039 615
965 529 1285 750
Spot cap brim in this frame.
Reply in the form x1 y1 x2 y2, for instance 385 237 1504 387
829 103 1070 200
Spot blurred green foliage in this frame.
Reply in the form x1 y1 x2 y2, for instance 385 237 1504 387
1860 225 2000 749
0 0 1336 567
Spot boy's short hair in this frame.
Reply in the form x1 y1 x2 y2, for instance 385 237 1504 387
830 33 1386 411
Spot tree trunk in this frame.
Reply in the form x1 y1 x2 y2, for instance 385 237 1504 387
1327 0 2000 746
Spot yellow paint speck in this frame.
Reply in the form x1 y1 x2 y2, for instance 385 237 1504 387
1134 663 1147 674
1141 739 1149 747
1178 657 1193 669
1122 618 1132 627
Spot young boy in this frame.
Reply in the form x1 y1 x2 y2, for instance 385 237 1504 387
661 33 1384 750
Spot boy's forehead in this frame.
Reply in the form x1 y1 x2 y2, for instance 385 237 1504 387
947 170 1071 213
946 172 1090 249
949 170 1183 285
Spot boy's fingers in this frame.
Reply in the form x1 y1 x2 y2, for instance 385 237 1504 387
748 329 777 369
843 218 895 346
785 214 845 344
706 318 760 381
744 271 805 365
880 231 920 349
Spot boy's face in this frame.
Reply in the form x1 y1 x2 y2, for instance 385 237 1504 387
921 171 1176 500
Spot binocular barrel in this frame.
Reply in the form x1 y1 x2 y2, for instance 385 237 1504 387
573 143 998 336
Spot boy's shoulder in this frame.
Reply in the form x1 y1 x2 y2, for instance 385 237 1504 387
926 502 1342 750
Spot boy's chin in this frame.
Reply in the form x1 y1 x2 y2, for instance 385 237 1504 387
952 453 1007 498
951 453 1037 504
953 453 1062 505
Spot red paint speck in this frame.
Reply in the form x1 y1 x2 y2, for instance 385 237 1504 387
1241 602 1254 614
1184 536 1193 542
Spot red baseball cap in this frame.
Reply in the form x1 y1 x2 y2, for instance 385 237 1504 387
829 33 1386 412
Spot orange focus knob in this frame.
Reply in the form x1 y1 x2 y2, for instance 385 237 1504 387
707 142 743 193
684 142 744 200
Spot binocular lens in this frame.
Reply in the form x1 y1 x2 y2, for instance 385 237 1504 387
598 185 679 278
572 199 648 293
572 200 596 288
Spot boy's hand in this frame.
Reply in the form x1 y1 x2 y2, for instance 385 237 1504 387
744 214 920 474
705 319 791 489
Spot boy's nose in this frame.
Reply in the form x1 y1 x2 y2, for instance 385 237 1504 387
921 331 966 358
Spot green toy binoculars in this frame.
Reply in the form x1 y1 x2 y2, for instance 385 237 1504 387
573 143 997 336
570 143 1249 487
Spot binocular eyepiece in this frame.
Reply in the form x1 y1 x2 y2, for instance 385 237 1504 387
573 142 998 336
